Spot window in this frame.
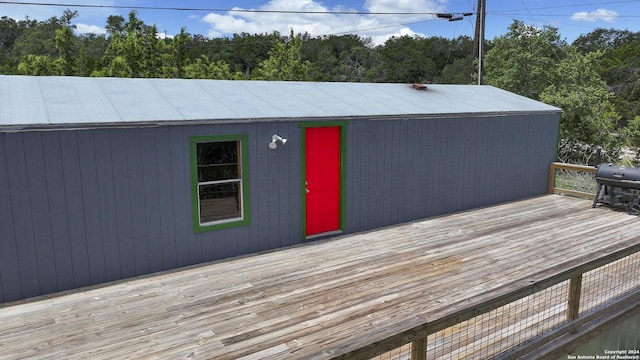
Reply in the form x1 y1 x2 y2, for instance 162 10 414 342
190 135 250 232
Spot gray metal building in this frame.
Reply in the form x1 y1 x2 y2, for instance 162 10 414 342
0 75 562 303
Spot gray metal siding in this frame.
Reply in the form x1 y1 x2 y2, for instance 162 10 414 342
0 122 306 303
0 114 558 303
345 114 559 233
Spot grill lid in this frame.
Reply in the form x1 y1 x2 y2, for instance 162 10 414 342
595 163 640 189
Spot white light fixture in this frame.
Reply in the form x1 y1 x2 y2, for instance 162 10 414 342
269 134 287 149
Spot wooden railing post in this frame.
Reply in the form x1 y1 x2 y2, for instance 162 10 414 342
411 335 427 360
567 274 583 333
548 162 557 194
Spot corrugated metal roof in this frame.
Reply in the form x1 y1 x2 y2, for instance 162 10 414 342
0 75 561 131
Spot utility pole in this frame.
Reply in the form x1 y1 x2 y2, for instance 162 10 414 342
472 0 486 85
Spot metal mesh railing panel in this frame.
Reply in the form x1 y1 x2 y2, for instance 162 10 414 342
580 251 640 314
424 281 569 359
366 251 640 360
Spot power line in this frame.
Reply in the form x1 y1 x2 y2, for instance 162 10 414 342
489 0 640 14
491 12 640 18
3 0 639 16
0 1 471 16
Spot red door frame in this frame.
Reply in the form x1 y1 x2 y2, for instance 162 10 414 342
300 122 347 238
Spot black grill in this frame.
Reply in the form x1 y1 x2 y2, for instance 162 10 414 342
593 163 640 213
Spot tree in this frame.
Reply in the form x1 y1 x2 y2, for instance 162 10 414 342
17 54 64 75
230 32 279 75
11 16 60 61
302 34 374 81
441 55 474 84
623 116 640 165
484 20 622 164
591 34 640 126
374 35 437 83
168 28 189 78
54 10 79 75
484 20 566 100
0 16 33 72
105 15 125 36
76 33 109 76
540 47 620 164
573 28 636 54
183 55 240 79
335 46 378 82
96 11 168 78
251 31 311 81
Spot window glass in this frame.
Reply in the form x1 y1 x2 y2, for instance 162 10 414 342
191 135 249 232
197 141 239 182
198 183 240 223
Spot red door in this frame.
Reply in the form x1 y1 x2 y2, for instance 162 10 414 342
305 126 341 236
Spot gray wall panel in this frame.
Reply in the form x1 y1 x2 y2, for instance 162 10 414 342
93 130 121 282
41 132 75 292
156 126 178 270
59 131 91 289
125 129 151 275
109 129 136 279
141 129 163 273
23 132 58 295
0 113 559 303
169 125 191 266
255 125 273 252
23 133 57 292
77 131 107 285
345 114 559 233
17 255 39 298
5 134 42 298
0 135 21 303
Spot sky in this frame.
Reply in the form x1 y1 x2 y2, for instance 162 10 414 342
1 0 640 45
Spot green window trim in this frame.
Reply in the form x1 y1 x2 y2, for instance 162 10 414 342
190 134 250 233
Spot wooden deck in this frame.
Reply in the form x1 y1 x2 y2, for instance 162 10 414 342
2 195 640 360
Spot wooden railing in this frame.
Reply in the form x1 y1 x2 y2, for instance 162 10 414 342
548 162 597 199
338 243 640 360
336 163 640 360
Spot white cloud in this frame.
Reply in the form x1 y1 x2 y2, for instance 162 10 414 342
571 8 618 23
0 0 117 22
74 23 106 35
201 0 447 45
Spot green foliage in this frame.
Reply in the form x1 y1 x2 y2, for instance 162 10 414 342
484 20 566 100
230 32 279 75
0 16 32 70
375 35 437 83
441 55 473 84
76 33 109 76
18 54 64 75
183 55 240 79
540 47 619 163
483 20 625 165
251 31 311 81
573 29 640 128
573 28 637 53
623 116 640 165
55 26 76 75
302 34 375 82
11 16 60 61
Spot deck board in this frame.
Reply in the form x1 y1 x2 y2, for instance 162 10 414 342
1 195 640 359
